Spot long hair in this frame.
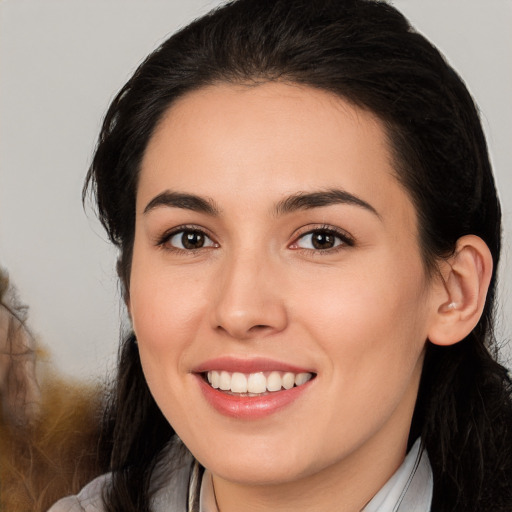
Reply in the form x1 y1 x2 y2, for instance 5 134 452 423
85 1 512 510
0 269 106 511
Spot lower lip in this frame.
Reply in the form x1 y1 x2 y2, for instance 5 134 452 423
195 375 314 419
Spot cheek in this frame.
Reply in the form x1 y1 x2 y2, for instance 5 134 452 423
290 252 430 377
289 256 430 443
128 256 212 372
128 260 212 424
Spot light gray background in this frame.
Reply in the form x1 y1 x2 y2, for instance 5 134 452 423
1 0 511 381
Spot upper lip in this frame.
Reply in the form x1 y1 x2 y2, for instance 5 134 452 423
192 356 315 375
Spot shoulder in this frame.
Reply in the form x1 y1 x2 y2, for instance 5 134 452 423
46 440 194 512
46 473 111 512
151 442 196 511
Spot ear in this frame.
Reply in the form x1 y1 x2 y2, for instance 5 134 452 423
427 235 493 346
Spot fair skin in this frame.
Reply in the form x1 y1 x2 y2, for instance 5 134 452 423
128 82 491 512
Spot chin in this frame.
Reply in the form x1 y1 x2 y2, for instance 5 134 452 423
191 436 321 486
211 459 308 486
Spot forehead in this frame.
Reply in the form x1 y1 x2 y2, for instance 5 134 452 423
138 82 416 227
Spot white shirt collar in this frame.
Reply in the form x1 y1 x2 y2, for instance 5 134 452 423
363 438 432 511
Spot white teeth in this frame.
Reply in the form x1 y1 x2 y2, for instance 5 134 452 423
247 372 267 393
231 372 248 393
282 372 295 390
219 371 231 391
206 370 313 394
295 372 312 386
266 371 282 392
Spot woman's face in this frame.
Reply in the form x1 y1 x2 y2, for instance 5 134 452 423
129 83 438 486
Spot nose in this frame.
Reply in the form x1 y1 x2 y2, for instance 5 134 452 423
210 251 288 340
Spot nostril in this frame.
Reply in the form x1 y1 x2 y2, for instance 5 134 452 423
248 324 271 332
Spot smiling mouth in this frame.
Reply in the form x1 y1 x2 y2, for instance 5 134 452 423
204 370 315 396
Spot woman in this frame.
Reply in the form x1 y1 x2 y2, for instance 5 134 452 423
49 0 512 510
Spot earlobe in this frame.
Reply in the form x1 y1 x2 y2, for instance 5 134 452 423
428 235 493 346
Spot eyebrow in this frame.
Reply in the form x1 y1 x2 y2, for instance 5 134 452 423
274 189 380 218
143 191 220 216
143 188 380 218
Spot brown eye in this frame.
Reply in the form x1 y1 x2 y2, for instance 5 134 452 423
292 228 351 251
310 232 336 249
167 229 217 250
182 231 205 249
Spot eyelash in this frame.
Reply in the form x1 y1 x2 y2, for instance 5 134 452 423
156 224 354 254
289 225 355 254
156 225 218 253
